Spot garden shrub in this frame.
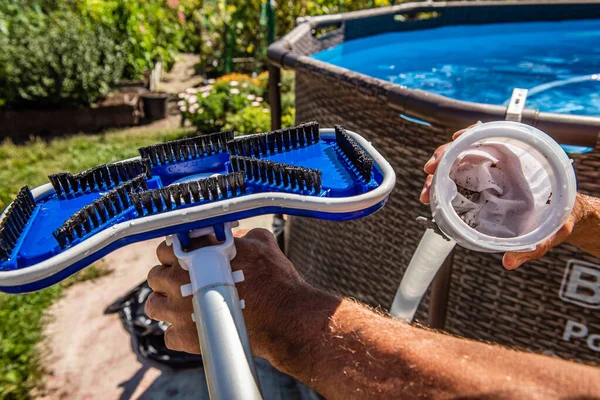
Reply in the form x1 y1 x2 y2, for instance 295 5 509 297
178 71 296 135
0 8 124 109
78 0 186 79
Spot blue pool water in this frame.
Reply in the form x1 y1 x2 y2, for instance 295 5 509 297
313 20 600 118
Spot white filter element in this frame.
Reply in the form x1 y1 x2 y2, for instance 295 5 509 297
449 142 552 238
430 121 576 253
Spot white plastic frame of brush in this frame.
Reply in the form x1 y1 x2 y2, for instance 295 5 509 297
429 121 577 253
0 129 396 289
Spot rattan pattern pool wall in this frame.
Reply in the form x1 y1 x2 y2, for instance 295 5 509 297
268 1 600 365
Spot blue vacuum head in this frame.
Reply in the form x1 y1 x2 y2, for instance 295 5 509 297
0 123 395 293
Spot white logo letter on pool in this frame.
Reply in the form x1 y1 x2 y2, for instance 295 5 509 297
560 260 600 309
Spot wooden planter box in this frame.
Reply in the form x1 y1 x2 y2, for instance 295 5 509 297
0 91 143 140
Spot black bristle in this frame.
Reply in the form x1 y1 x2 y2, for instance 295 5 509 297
226 173 237 195
229 156 322 193
0 186 37 261
151 190 164 212
67 175 79 193
275 130 283 152
250 137 260 157
146 146 159 166
198 179 209 200
141 192 154 214
259 134 268 156
203 136 213 155
290 128 298 148
91 167 102 188
157 146 168 164
335 125 373 182
93 201 106 223
242 158 252 180
81 209 92 232
142 159 153 178
49 159 152 197
124 162 135 179
117 163 128 181
165 143 175 163
53 230 68 248
108 192 121 214
226 122 320 157
88 207 100 227
56 174 70 194
138 130 234 167
49 175 62 195
207 180 219 200
103 197 116 218
52 176 148 248
267 134 276 154
84 173 95 191
161 188 173 209
284 129 292 149
108 164 120 183
100 166 112 187
189 182 201 202
235 172 246 194
116 187 129 208
72 218 84 238
180 184 193 204
217 175 228 198
251 159 260 180
266 161 274 184
131 193 144 216
171 185 183 207
227 141 236 155
128 173 242 218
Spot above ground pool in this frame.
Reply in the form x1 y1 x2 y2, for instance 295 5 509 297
270 1 600 367
313 20 600 119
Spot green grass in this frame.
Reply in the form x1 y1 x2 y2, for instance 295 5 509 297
0 126 194 399
0 263 111 399
0 126 194 210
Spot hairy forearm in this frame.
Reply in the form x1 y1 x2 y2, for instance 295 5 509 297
265 286 600 399
569 193 600 258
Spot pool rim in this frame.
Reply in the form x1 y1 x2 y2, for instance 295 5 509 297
267 0 600 148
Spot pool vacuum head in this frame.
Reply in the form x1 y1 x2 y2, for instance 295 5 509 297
0 122 394 293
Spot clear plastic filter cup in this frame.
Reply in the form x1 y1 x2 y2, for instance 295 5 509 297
430 121 577 253
390 121 577 321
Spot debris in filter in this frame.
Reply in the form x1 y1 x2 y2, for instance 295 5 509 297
448 143 546 238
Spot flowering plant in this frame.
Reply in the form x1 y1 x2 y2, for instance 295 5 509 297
178 74 267 134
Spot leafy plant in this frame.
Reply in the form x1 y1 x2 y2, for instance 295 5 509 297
79 0 186 79
0 9 124 109
178 75 266 133
224 104 271 134
178 71 296 135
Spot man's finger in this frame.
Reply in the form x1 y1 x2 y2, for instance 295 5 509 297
424 144 450 175
420 175 434 204
233 228 250 238
164 325 201 354
145 292 170 321
147 264 190 296
502 223 574 270
451 124 476 140
157 241 177 266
